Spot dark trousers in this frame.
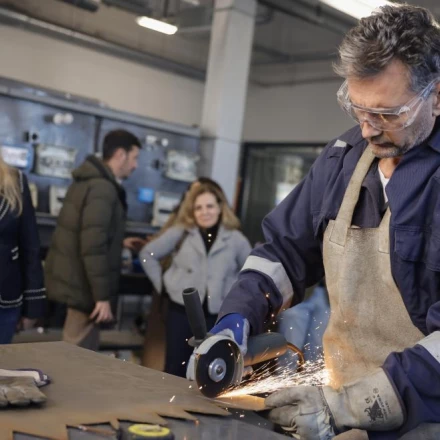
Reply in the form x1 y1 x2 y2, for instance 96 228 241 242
165 300 217 378
0 307 21 344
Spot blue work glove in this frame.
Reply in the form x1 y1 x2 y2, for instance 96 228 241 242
210 313 250 356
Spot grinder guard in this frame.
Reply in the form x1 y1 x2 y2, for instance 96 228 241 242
183 287 301 398
190 335 244 398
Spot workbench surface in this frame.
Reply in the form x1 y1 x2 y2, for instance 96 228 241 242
15 417 286 440
1 342 286 440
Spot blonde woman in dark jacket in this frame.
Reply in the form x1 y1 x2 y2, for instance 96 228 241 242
140 182 251 377
0 156 46 343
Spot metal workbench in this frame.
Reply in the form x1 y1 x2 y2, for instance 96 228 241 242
1 342 286 440
15 417 286 440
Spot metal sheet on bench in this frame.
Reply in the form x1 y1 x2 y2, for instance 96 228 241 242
0 342 228 440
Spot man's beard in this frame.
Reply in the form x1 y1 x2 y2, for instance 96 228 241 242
369 141 414 158
369 116 433 159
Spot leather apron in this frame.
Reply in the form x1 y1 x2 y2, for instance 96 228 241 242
322 146 439 439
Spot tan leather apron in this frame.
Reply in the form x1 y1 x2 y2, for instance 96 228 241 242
322 146 439 439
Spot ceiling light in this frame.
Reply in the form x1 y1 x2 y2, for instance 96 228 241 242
320 0 393 20
136 16 178 35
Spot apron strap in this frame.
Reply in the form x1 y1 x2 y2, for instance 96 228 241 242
378 208 392 254
330 146 376 246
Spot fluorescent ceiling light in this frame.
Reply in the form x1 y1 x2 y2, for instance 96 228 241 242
320 0 393 20
136 16 178 35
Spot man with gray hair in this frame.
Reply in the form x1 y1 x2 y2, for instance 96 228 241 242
198 4 440 440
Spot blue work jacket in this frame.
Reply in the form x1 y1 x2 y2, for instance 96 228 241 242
0 171 46 319
219 121 440 439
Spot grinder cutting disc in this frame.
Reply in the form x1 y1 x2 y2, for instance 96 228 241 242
195 339 238 398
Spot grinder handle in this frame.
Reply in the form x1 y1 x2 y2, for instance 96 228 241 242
244 332 288 367
182 287 207 344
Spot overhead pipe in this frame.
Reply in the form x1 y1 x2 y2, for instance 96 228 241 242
57 0 153 15
0 6 205 81
254 50 337 65
0 4 291 81
258 0 355 35
0 2 345 83
102 0 151 16
57 0 100 12
253 75 342 88
175 4 291 63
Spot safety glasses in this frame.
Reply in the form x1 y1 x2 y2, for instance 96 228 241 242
337 79 438 131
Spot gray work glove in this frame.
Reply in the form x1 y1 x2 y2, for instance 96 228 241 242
265 368 404 440
0 369 49 407
0 376 47 407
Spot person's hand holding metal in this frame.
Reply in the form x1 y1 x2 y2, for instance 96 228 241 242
266 385 336 440
265 369 404 440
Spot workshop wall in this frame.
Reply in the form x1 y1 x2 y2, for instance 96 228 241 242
0 24 352 145
0 88 199 249
243 82 354 143
0 25 204 129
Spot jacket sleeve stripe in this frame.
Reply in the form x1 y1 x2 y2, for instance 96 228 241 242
417 331 440 363
241 255 294 308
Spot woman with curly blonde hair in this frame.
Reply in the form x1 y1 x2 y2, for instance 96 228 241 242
140 180 251 376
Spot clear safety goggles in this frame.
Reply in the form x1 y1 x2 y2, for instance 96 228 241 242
337 79 438 131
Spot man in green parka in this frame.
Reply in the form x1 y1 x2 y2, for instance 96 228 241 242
45 130 142 350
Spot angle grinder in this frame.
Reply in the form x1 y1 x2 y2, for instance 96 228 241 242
183 287 304 398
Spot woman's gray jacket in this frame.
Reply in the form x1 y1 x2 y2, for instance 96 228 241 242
140 225 251 314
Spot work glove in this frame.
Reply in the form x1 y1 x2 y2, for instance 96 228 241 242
0 369 50 407
209 313 250 356
186 313 250 381
265 368 404 440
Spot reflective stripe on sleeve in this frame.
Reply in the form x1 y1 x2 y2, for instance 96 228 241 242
417 331 440 363
241 255 294 309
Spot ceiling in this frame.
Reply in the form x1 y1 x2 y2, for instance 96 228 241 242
0 0 439 87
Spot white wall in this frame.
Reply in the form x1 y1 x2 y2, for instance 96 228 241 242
0 24 352 142
243 82 353 143
0 25 204 127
